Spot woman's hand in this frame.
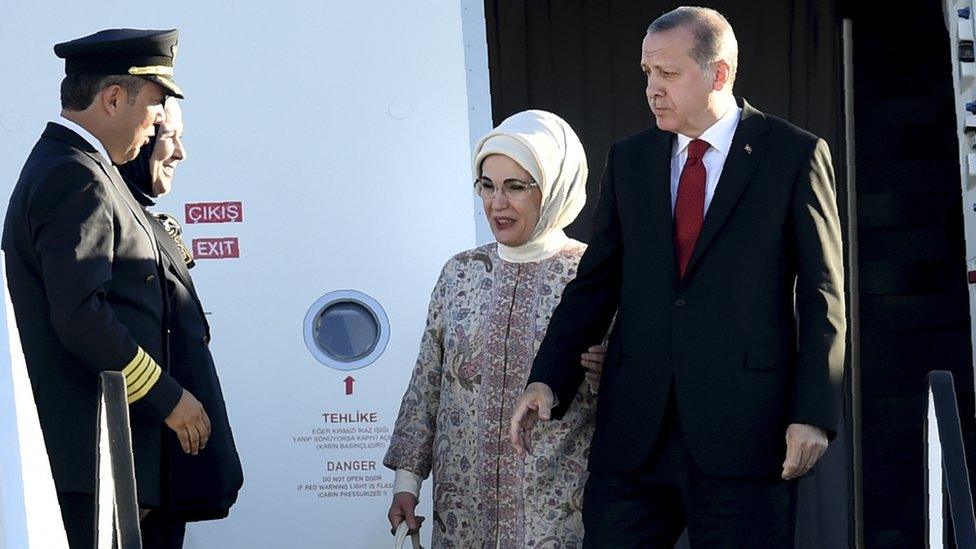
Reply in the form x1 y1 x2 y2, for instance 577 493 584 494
581 344 607 395
388 492 424 535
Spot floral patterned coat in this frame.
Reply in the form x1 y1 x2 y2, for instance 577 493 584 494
384 241 597 549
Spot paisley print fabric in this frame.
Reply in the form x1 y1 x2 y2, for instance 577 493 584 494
385 241 596 548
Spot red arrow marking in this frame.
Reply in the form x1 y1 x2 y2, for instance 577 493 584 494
344 376 355 395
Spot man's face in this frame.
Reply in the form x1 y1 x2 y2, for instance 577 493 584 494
149 100 187 196
116 82 166 163
641 27 718 138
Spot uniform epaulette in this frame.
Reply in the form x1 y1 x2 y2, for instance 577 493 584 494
153 212 195 268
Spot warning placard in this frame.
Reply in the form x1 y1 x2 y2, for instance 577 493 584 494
292 410 393 500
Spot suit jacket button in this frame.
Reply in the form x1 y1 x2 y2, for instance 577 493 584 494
145 274 156 284
202 335 211 346
674 298 686 308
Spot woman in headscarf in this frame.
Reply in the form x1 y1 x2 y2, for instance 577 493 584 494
117 98 243 544
384 110 604 548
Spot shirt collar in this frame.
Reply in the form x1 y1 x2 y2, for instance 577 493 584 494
54 114 113 164
673 96 742 157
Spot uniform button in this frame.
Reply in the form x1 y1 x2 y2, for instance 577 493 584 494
674 298 686 308
145 274 156 284
202 335 211 346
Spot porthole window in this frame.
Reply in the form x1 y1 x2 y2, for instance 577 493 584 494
303 290 390 371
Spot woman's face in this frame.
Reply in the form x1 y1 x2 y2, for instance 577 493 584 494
149 99 187 197
480 154 542 247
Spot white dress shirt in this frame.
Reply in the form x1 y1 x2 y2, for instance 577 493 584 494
54 115 113 164
670 97 742 216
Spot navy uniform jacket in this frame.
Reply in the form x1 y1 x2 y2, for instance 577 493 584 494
149 214 243 520
528 99 846 478
2 123 184 506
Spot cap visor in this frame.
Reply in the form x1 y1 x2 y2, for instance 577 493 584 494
140 74 184 99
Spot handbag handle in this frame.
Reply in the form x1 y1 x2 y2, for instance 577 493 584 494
394 522 422 549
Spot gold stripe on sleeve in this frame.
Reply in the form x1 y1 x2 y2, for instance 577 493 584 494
127 358 155 393
121 347 163 404
127 364 162 404
123 355 151 390
122 348 147 379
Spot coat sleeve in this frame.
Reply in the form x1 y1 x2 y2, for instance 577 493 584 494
383 262 450 479
527 144 623 419
29 161 183 420
789 138 847 439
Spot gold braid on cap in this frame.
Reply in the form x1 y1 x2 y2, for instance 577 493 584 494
128 65 175 76
153 213 195 268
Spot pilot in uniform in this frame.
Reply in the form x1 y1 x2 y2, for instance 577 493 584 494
2 29 218 548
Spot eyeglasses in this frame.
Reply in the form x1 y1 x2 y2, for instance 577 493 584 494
474 177 540 200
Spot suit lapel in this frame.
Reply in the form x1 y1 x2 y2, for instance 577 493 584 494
150 217 210 332
98 158 160 249
639 129 679 285
684 99 770 277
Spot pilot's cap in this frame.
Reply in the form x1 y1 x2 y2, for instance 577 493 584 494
54 29 184 99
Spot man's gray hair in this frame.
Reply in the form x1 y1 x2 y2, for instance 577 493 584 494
60 74 148 111
647 6 738 84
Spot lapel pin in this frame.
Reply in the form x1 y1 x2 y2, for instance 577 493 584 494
744 144 753 155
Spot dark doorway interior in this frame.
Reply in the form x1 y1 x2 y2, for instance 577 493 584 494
484 0 976 547
848 1 975 547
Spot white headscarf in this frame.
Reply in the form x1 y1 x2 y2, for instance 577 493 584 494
472 110 588 263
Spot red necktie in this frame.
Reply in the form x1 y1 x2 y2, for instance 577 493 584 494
673 139 710 279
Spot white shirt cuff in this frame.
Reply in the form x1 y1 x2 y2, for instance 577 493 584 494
393 469 422 498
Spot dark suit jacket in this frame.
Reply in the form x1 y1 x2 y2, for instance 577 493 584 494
527 99 846 478
2 123 184 505
150 216 243 521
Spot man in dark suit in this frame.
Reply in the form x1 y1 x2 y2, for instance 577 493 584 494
510 7 846 547
2 29 211 548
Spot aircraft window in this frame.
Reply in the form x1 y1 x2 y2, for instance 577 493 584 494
315 302 378 360
303 290 390 371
